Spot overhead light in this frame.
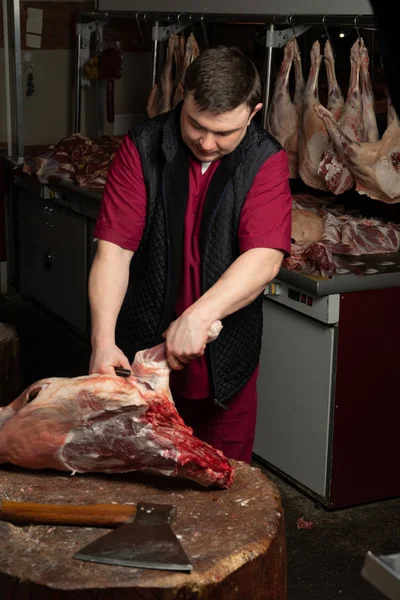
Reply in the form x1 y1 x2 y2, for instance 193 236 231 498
339 32 345 38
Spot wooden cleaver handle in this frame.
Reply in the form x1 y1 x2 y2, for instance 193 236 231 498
0 501 137 527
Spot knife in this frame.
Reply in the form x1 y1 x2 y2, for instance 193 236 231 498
114 367 132 377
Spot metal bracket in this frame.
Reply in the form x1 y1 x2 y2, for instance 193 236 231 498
152 22 191 42
266 25 310 48
77 21 106 87
78 22 96 87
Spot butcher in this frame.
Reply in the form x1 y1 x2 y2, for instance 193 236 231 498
89 46 292 463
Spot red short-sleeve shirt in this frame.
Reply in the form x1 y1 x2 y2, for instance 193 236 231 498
94 134 292 398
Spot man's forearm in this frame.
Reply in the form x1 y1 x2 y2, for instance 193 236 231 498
186 248 283 324
88 240 133 347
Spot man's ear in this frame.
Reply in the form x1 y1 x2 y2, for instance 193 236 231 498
248 103 263 124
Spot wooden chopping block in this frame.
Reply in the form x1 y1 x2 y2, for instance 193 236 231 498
0 323 20 407
0 462 287 599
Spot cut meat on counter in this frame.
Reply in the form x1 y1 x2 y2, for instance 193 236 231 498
267 38 304 178
319 39 364 194
298 41 343 191
21 134 123 189
0 322 234 489
284 241 336 278
314 102 400 204
291 208 325 244
285 194 400 276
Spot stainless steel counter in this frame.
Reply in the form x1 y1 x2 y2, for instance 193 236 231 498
279 253 400 296
13 172 400 297
13 173 102 220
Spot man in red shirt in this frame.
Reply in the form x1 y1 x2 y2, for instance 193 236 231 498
89 47 291 463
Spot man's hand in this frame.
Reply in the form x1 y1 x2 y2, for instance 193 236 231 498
88 240 134 375
89 344 131 375
163 314 211 370
162 248 284 371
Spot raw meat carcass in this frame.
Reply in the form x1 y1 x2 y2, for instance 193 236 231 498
0 322 234 489
298 41 330 190
146 34 179 117
172 33 200 108
147 32 200 117
314 103 400 203
173 34 186 93
298 40 344 190
146 83 160 119
319 39 364 194
387 96 397 127
360 39 379 143
324 39 345 122
267 38 303 178
293 38 305 113
159 33 180 114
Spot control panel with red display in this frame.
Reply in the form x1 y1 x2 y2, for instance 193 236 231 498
264 280 339 325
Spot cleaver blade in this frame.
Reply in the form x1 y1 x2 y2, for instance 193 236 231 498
74 502 193 572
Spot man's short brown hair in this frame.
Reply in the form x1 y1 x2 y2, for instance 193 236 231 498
184 46 262 114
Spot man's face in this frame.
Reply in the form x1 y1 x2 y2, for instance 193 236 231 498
180 93 262 162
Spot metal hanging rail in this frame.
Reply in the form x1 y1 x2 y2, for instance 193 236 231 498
78 10 376 27
75 10 377 133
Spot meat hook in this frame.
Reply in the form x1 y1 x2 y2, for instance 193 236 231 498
287 13 297 41
188 14 195 34
354 15 363 43
200 15 210 48
166 13 173 38
135 11 146 46
143 13 151 41
322 15 335 58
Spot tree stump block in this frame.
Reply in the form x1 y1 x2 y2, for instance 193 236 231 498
0 462 286 599
0 323 19 407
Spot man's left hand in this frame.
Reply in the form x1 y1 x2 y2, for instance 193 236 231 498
163 314 210 370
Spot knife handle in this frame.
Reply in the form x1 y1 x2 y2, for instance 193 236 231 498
0 501 137 527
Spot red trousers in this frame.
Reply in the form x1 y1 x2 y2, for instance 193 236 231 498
172 367 259 463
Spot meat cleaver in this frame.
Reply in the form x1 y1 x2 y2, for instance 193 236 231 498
0 499 192 572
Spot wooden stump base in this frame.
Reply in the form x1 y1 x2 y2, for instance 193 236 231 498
0 462 287 599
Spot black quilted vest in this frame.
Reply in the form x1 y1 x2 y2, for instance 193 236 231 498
115 103 282 405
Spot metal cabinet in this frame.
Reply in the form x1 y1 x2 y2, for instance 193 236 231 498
254 298 336 498
17 190 88 333
18 191 50 308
